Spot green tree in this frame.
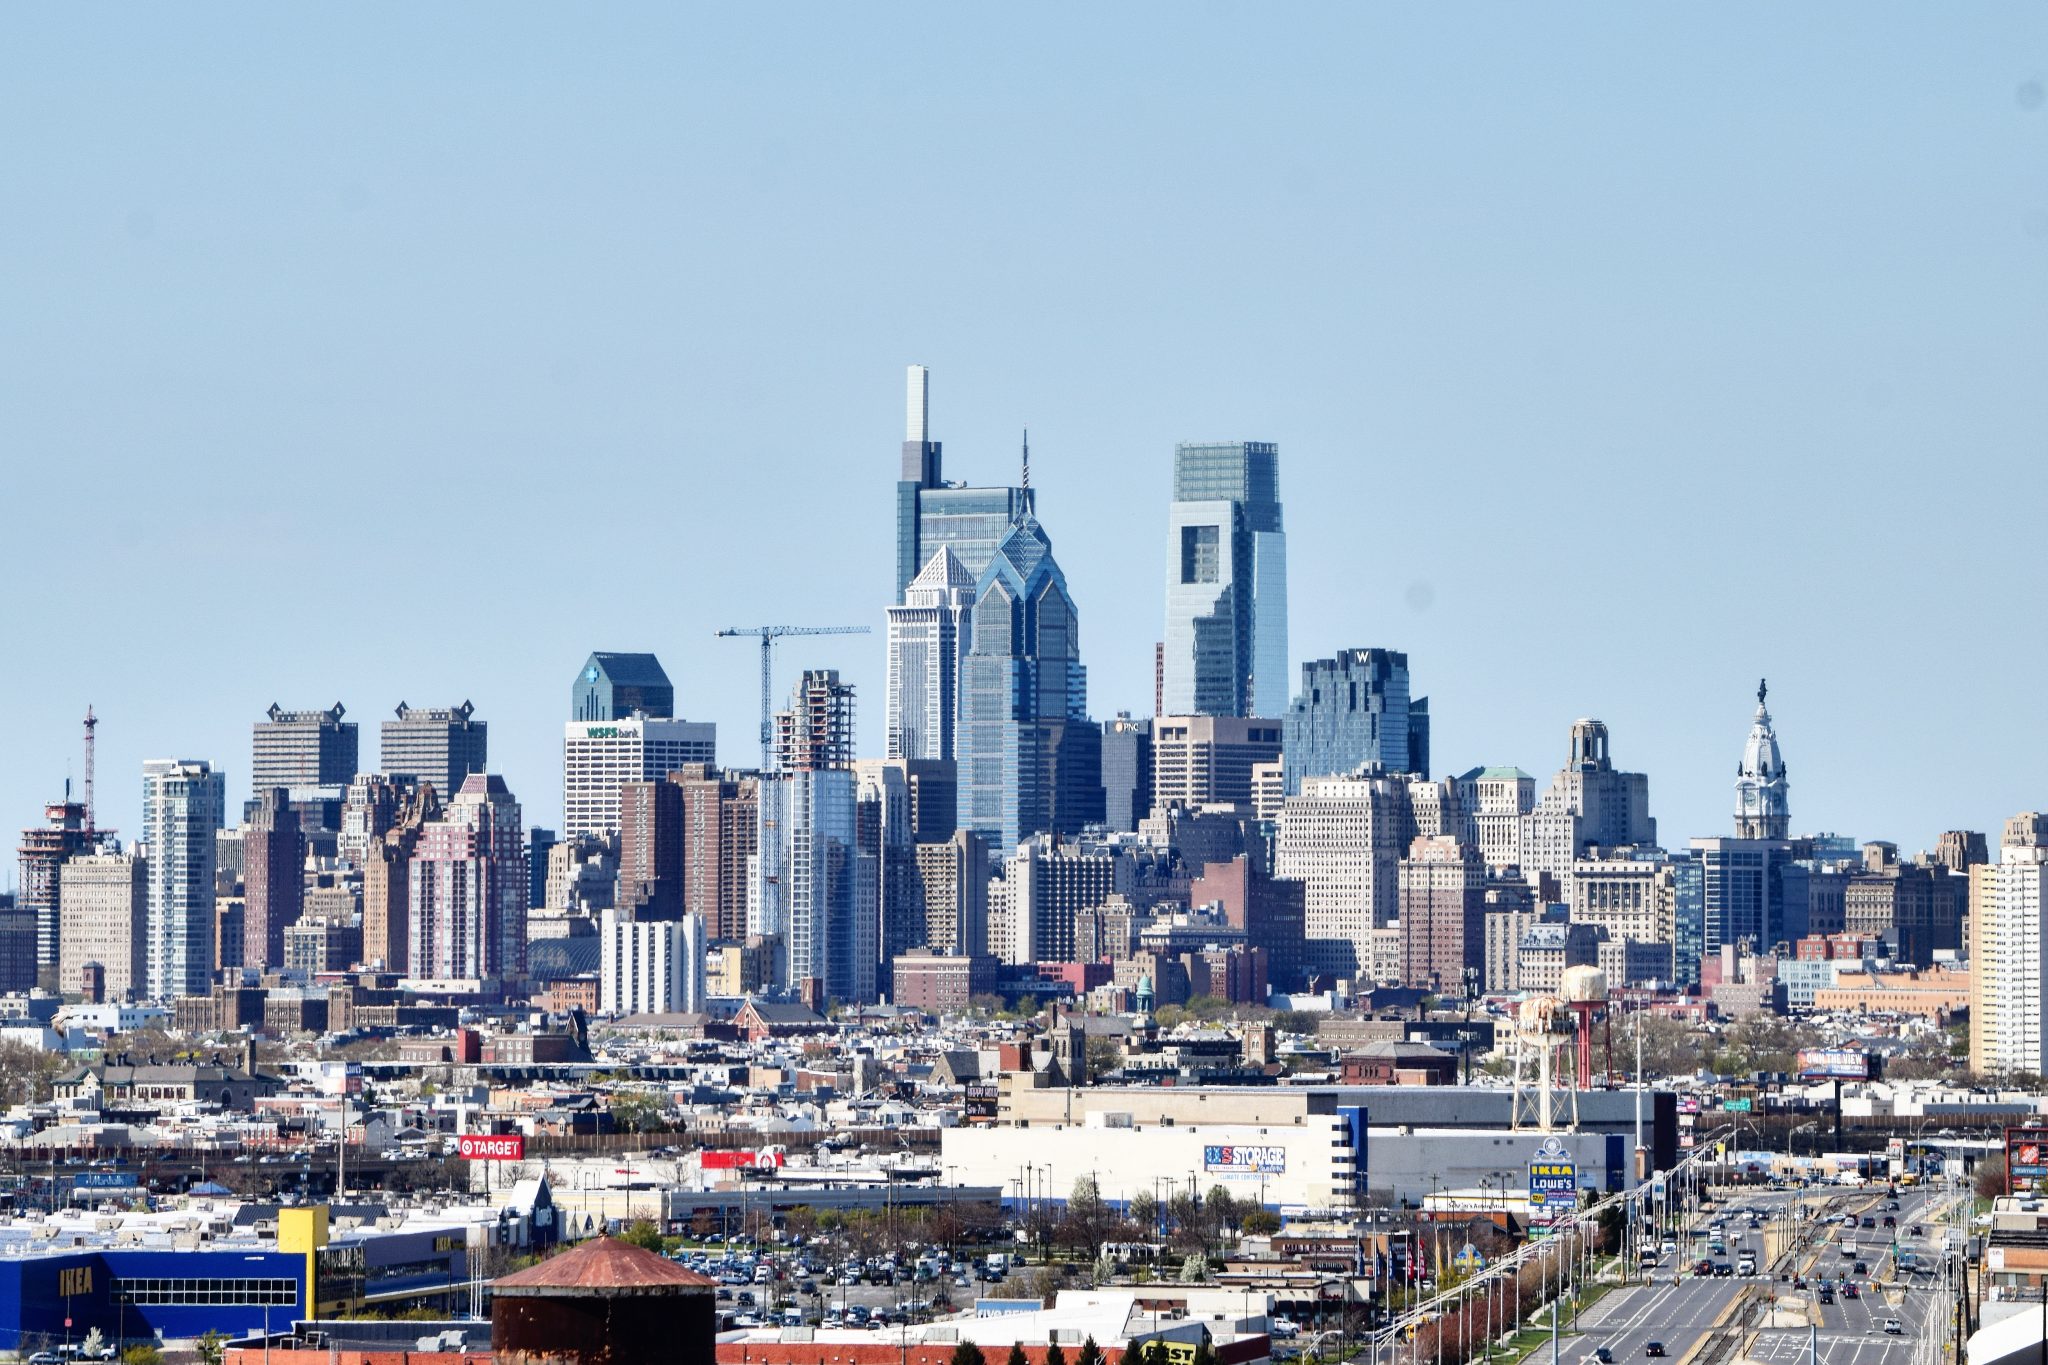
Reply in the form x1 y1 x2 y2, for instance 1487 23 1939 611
1007 1345 1031 1365
1128 1190 1159 1235
194 1331 228 1365
606 1091 669 1133
1240 1209 1281 1236
1085 1035 1124 1081
1190 1336 1216 1365
951 1343 987 1365
1076 1337 1105 1365
619 1217 665 1252
1045 1341 1069 1365
1118 1344 1150 1365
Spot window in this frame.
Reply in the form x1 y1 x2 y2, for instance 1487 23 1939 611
1180 525 1220 584
115 1277 298 1306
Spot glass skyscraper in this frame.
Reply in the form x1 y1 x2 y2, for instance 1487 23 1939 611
958 517 1089 852
1160 441 1288 718
893 365 1033 602
1282 648 1430 794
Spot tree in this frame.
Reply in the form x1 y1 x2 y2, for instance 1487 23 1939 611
1118 1344 1150 1365
951 1343 987 1365
1180 1253 1207 1283
84 1330 112 1363
1886 1033 1960 1081
1007 1345 1031 1365
1190 1336 1216 1365
606 1092 669 1133
1086 1035 1124 1082
0 1040 63 1107
1045 1341 1069 1365
1240 1209 1281 1236
619 1217 665 1252
1977 1155 2008 1201
122 1348 163 1365
1272 1010 1319 1036
1128 1190 1159 1236
1076 1337 1105 1365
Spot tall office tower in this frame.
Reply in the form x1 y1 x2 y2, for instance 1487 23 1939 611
527 828 557 910
1970 813 2048 1077
18 799 91 970
1148 716 1284 816
756 672 873 1003
1569 853 1679 948
892 365 1034 601
1934 830 1989 873
856 761 917 992
571 652 675 722
1453 767 1536 870
1397 835 1486 992
1733 680 1790 840
361 783 441 973
1160 440 1288 719
58 849 146 999
958 517 1090 851
562 716 716 840
141 759 225 1000
600 908 706 1016
1046 719 1105 835
886 548 976 761
242 788 306 971
999 835 1128 966
251 703 358 791
381 701 488 797
1281 649 1429 795
673 765 758 940
1190 855 1308 991
912 830 990 958
0 897 32 995
1843 855 1964 966
617 779 684 919
1518 720 1657 882
1481 878 1543 993
1275 769 1416 981
339 774 403 867
1101 714 1154 832
407 774 527 984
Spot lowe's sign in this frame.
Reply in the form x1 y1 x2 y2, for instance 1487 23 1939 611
1204 1144 1287 1175
1527 1137 1578 1208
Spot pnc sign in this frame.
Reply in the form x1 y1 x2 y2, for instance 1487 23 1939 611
458 1134 526 1161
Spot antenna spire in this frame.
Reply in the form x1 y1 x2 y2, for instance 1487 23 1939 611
1021 427 1030 490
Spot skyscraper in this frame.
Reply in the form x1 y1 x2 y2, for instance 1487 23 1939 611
886 547 975 761
600 908 706 1016
1734 679 1791 840
1397 835 1486 991
571 652 675 722
380 701 488 797
1968 813 2048 1077
242 788 306 971
251 703 358 791
407 773 527 984
141 759 225 1000
361 782 440 974
1149 716 1284 816
673 764 758 941
1100 713 1154 833
893 365 1033 601
1282 649 1430 794
1160 440 1288 718
1518 720 1657 881
618 779 685 919
754 671 873 1003
957 516 1090 851
18 799 91 971
1276 768 1417 980
57 848 146 1000
562 715 716 840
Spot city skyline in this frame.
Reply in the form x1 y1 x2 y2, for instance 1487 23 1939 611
6 7 2045 862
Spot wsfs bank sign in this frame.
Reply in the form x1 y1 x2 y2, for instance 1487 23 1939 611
1204 1144 1287 1176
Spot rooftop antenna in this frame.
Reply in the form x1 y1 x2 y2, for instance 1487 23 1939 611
1021 427 1030 490
82 705 97 833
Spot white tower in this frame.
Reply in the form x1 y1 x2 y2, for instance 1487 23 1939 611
1734 679 1790 840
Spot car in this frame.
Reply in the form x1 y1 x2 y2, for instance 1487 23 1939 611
1883 1319 1903 1335
1645 1343 1666 1358
1860 1217 1876 1229
1844 1284 1860 1300
1853 1261 1868 1276
1910 1224 1923 1238
1595 1348 1614 1363
28 1354 62 1365
1793 1276 1807 1290
1882 1216 1896 1228
1886 1200 1900 1211
1714 1262 1735 1278
1271 1319 1301 1340
1694 1259 1715 1276
1818 1290 1835 1305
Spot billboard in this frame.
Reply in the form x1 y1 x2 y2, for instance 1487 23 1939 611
1798 1049 1870 1080
1527 1136 1577 1208
73 1171 138 1189
457 1134 525 1161
1204 1144 1287 1175
699 1148 785 1170
2007 1127 2048 1184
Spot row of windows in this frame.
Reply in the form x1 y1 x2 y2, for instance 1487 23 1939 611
114 1277 298 1306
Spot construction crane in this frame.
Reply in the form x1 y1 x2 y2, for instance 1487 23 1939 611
716 625 871 772
82 705 97 834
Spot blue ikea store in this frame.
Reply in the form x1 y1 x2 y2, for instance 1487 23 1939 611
0 1247 307 1352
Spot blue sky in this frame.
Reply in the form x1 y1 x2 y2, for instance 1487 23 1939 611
2 5 2043 860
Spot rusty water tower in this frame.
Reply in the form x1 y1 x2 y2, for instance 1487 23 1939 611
492 1235 717 1365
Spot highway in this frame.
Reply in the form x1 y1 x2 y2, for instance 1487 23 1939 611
1535 1181 1957 1365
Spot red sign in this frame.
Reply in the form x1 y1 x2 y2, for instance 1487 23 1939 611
458 1134 525 1161
699 1148 784 1170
